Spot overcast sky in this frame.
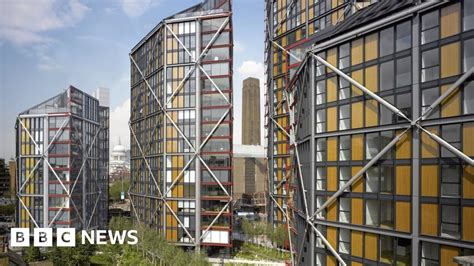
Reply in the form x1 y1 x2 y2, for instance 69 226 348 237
0 0 265 159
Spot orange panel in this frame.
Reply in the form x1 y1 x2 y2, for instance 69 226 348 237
351 101 364 129
396 165 411 196
351 198 363 225
463 207 474 241
364 233 378 261
352 135 364 161
421 165 438 197
396 201 411 233
328 167 338 192
351 231 363 257
463 122 474 156
421 203 439 236
464 166 474 199
440 245 460 266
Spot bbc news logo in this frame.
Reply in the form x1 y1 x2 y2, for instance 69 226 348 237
11 228 138 247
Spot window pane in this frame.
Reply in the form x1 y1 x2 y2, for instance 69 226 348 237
366 199 380 226
422 87 439 118
421 48 439 82
464 81 474 114
380 61 394 91
421 11 439 44
366 133 379 159
464 39 474 72
441 165 460 197
464 0 474 31
396 56 412 87
380 27 394 56
396 21 411 52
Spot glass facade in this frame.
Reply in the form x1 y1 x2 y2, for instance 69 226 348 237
129 0 233 253
16 86 109 230
267 0 474 265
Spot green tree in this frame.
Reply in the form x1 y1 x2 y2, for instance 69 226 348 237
24 246 41 262
109 181 130 201
49 234 96 266
241 219 255 243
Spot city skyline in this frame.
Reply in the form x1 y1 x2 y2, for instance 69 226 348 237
0 0 265 160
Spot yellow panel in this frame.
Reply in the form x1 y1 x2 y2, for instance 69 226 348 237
351 231 363 257
327 226 337 247
327 255 337 266
351 135 364 161
351 198 363 225
352 166 363 192
365 99 378 127
421 127 439 158
441 42 460 78
463 207 474 241
396 201 411 233
421 165 438 197
327 107 337 132
365 65 378 92
327 137 337 161
351 70 363 96
396 165 411 196
351 38 363 66
464 123 474 156
327 201 337 221
440 245 460 266
327 48 337 73
328 167 337 191
364 233 378 261
396 130 411 159
464 166 474 199
441 3 460 39
421 203 438 236
364 33 378 61
352 263 362 266
441 84 461 117
351 101 364 129
327 77 337 102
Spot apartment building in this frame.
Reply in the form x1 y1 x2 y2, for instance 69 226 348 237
129 0 233 254
15 86 109 230
266 0 474 265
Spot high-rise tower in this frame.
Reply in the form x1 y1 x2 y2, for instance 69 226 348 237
242 77 261 145
129 0 233 254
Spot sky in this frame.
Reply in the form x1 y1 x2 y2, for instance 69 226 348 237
0 0 265 159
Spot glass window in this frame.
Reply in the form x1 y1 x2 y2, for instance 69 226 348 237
316 138 326 162
316 51 326 76
316 80 326 105
464 81 474 114
464 0 474 31
316 198 326 220
366 132 379 159
338 228 350 254
316 167 326 190
397 93 412 121
421 11 439 44
339 136 350 161
441 165 460 197
380 95 394 125
441 124 461 157
339 198 351 223
380 61 394 91
381 165 393 193
396 21 411 52
366 167 379 193
316 109 326 133
421 87 440 119
464 39 474 72
339 104 350 130
396 238 411 265
339 77 350 100
381 200 394 229
339 43 350 69
339 167 351 192
396 56 412 87
380 27 394 56
421 242 439 265
441 205 460 239
421 48 439 82
366 199 380 226
380 235 394 264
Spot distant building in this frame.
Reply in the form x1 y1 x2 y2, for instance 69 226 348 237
0 160 9 198
93 87 110 108
233 145 265 199
15 85 109 230
8 160 16 199
242 77 261 145
110 141 129 173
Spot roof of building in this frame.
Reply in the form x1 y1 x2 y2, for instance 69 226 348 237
233 145 265 158
307 0 414 49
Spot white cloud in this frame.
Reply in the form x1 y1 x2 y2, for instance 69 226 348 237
110 98 131 150
238 60 265 81
120 0 160 18
0 0 89 45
